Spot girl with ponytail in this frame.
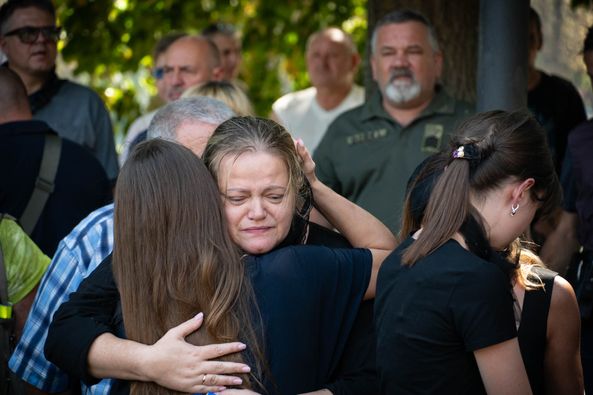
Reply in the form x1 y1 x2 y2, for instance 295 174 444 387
375 111 564 395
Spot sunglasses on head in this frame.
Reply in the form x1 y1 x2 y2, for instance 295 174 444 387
2 26 61 44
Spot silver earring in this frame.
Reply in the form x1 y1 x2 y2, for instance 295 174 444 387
511 203 520 216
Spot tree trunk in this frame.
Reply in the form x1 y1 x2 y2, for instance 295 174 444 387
366 0 479 103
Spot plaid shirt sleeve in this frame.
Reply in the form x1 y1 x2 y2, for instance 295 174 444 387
9 204 115 394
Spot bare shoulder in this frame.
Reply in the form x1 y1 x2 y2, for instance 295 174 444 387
551 276 578 309
548 275 580 336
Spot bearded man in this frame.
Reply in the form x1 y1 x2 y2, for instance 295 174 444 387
313 9 473 232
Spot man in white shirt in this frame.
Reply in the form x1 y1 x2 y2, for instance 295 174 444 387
272 27 363 151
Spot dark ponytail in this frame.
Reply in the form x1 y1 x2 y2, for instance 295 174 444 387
402 110 561 265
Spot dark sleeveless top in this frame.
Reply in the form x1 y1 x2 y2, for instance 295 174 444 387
518 266 557 395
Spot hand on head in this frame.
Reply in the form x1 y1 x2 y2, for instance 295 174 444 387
294 138 317 185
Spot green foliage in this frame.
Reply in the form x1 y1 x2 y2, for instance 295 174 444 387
53 0 367 144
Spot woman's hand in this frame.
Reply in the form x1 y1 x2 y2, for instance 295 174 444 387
295 138 317 185
140 313 251 393
220 389 262 394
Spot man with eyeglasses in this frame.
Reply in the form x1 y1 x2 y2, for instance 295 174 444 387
119 32 186 165
119 34 224 165
0 0 119 184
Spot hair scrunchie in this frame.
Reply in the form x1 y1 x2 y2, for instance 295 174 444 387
451 143 481 172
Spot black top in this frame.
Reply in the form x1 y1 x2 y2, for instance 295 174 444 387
375 237 517 394
528 72 586 174
46 244 372 395
518 266 557 395
305 223 378 395
0 120 112 255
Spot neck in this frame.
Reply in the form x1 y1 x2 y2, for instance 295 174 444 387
10 67 48 95
315 84 352 111
527 66 541 91
0 110 32 124
383 94 433 127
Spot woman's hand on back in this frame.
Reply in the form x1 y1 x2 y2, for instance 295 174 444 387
140 313 251 393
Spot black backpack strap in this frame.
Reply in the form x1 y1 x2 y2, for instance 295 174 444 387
19 134 62 235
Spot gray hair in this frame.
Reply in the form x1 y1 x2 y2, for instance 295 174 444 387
370 9 440 54
147 97 235 141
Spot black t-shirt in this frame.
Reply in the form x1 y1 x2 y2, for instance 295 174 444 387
46 245 372 395
375 237 517 394
306 222 378 395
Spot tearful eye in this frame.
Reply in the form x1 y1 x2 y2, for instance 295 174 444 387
267 195 285 203
227 196 247 205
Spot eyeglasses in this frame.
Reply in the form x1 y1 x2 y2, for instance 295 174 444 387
151 67 164 80
2 26 62 44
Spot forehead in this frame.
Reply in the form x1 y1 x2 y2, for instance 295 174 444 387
175 120 218 156
165 39 210 66
3 6 54 31
375 21 432 49
308 34 350 54
211 33 240 50
219 151 289 185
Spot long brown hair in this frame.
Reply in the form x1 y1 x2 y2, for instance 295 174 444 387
403 110 561 265
113 139 263 394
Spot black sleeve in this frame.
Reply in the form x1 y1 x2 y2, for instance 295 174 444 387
304 227 379 394
324 300 378 395
45 254 120 385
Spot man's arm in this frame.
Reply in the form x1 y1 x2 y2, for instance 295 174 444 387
87 315 250 394
45 256 252 393
544 276 584 394
540 211 579 275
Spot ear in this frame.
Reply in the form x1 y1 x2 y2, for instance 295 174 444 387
370 53 378 81
211 66 225 82
351 52 361 72
433 51 444 79
511 178 535 204
0 36 8 53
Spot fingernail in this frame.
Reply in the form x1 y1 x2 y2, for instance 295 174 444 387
195 312 203 320
242 365 251 372
237 342 246 350
232 378 242 385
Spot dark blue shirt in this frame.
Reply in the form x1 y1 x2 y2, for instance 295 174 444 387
0 120 112 255
46 245 372 394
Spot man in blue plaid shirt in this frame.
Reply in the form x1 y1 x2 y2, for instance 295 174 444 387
10 204 115 394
